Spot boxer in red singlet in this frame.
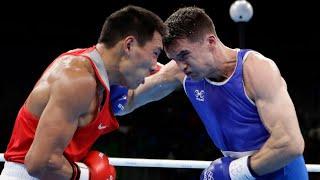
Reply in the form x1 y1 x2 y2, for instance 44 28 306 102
0 5 167 180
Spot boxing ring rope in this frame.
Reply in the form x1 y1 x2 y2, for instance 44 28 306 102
1 153 320 172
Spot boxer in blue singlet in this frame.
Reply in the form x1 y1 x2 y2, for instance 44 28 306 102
112 6 308 180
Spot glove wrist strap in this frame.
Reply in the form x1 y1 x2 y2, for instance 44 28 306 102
76 163 90 180
247 156 259 177
229 155 255 180
70 161 80 180
64 153 80 180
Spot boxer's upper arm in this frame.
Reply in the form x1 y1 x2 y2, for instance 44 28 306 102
25 67 96 175
117 60 183 116
243 53 304 174
244 53 302 142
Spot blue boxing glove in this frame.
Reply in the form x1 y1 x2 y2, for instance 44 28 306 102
201 156 256 180
110 85 128 114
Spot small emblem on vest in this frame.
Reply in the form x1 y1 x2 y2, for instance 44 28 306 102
98 123 107 130
194 89 205 101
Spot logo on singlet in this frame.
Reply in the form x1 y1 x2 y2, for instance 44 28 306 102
194 89 205 101
117 95 127 111
98 123 107 130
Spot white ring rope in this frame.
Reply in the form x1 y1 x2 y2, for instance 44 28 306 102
1 153 319 172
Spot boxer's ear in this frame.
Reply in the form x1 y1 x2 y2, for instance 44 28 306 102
123 36 136 53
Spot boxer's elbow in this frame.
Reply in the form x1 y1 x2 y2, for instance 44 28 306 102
277 133 304 159
25 163 40 177
149 75 180 101
270 124 305 158
25 152 62 177
25 152 45 177
287 134 304 157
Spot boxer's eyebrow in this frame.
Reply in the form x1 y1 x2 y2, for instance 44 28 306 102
175 50 190 61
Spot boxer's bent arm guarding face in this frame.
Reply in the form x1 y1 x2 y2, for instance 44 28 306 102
24 57 96 179
243 52 305 176
116 60 184 116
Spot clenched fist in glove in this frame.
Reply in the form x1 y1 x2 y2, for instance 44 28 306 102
70 151 116 180
201 156 256 180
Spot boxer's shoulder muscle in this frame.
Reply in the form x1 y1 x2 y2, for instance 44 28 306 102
26 55 96 118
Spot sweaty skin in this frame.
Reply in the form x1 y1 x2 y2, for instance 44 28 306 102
25 55 100 179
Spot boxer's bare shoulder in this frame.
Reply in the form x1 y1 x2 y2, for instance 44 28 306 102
26 55 96 119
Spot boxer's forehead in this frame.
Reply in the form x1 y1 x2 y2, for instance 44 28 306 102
164 38 196 60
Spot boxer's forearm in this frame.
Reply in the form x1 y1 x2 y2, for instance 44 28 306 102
117 70 181 116
249 133 303 175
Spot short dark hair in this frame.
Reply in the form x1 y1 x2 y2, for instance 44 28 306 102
98 5 167 48
164 7 216 48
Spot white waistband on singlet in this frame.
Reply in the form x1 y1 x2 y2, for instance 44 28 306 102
0 161 39 180
221 150 257 158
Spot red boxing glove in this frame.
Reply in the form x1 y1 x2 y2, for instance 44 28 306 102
149 62 163 76
75 151 116 180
